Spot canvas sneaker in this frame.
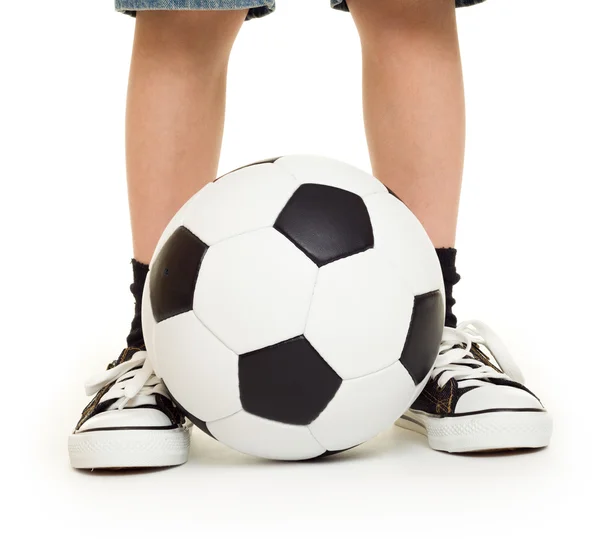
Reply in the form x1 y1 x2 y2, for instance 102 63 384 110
68 347 191 469
395 320 552 453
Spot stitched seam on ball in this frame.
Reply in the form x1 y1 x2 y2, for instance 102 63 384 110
203 408 244 429
343 357 400 382
306 425 330 454
207 225 273 249
302 268 320 335
192 308 241 356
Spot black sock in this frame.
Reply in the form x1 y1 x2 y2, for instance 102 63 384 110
436 248 460 329
126 259 150 349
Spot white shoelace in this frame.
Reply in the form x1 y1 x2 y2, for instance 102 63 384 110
84 351 169 410
432 320 525 389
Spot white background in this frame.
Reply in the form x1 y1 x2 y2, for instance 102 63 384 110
1 0 598 535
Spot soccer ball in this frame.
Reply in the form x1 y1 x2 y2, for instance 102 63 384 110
142 155 444 460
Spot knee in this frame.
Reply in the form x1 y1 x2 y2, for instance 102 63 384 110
135 9 247 60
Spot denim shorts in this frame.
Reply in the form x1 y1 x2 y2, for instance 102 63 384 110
116 1 486 21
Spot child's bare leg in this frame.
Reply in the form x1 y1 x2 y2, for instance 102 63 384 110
347 1 553 453
126 10 247 263
348 0 465 248
69 8 248 471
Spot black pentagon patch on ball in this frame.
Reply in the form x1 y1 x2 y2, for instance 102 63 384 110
239 336 342 426
274 183 374 267
399 290 445 384
150 226 208 323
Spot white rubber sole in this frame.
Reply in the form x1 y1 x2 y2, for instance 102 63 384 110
395 409 552 453
68 426 191 469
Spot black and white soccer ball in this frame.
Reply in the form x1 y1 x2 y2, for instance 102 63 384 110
142 155 444 460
